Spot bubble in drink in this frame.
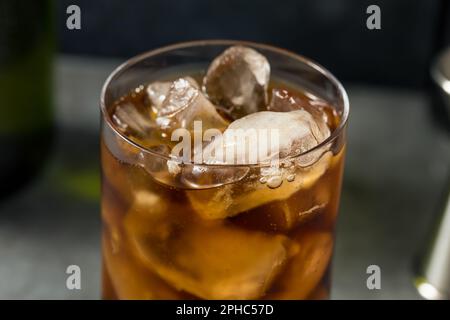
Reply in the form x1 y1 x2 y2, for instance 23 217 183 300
203 46 270 118
286 174 295 182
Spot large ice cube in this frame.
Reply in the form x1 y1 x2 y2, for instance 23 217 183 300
203 46 270 118
231 188 329 233
146 81 172 110
268 88 331 143
110 101 171 151
266 231 333 299
202 110 330 165
101 140 139 202
124 191 291 299
102 230 183 299
156 77 228 133
112 102 155 139
187 151 333 220
146 77 199 111
179 163 250 189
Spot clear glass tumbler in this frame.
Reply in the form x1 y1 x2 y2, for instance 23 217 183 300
100 40 349 300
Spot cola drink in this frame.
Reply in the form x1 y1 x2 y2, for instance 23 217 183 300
100 42 349 300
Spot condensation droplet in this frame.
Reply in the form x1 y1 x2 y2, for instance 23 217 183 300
267 176 283 188
259 177 267 184
287 174 296 182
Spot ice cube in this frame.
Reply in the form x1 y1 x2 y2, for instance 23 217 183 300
231 194 328 233
124 191 291 299
203 46 270 118
268 88 331 144
202 110 330 165
101 140 138 202
102 230 183 299
179 163 249 189
110 101 170 151
146 77 199 111
268 88 299 112
266 231 333 299
156 77 228 132
101 175 129 230
146 81 172 110
112 102 156 138
187 151 333 220
102 189 171 300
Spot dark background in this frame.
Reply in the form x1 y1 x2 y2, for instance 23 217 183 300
57 0 450 88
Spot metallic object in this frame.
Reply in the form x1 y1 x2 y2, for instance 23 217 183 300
415 184 450 299
414 47 450 300
414 50 450 299
431 47 450 128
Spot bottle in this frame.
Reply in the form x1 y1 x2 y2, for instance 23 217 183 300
0 0 54 199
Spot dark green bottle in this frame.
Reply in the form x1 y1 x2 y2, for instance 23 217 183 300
0 0 54 199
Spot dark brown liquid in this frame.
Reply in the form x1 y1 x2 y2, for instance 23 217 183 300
101 80 345 300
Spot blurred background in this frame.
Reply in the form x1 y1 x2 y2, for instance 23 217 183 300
0 0 449 299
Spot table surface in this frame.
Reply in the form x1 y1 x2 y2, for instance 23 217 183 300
0 56 449 299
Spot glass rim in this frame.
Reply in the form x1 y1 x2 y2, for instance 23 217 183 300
100 39 350 166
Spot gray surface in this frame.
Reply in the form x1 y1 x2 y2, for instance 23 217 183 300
0 56 449 299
